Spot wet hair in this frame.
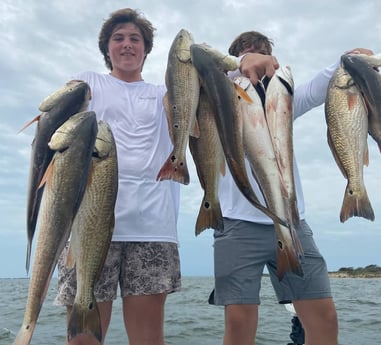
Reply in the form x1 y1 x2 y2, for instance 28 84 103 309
98 8 156 70
228 31 273 57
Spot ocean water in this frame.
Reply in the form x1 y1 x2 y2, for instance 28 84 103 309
1 276 380 345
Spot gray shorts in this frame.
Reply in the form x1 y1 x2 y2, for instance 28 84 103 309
210 218 332 305
54 241 181 306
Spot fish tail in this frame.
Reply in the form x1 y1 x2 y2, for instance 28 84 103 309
67 299 102 343
276 225 304 281
195 197 224 235
13 322 36 345
340 185 375 222
156 155 190 185
276 244 304 281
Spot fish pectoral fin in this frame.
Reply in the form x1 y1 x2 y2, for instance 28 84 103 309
65 242 76 269
234 83 253 104
189 117 200 138
219 158 226 177
38 158 55 189
17 114 42 134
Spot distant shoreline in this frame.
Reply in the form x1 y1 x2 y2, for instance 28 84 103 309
328 264 381 278
328 272 381 278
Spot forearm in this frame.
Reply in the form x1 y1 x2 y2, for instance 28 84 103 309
293 61 339 119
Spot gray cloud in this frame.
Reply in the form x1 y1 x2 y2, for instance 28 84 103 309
1 0 380 277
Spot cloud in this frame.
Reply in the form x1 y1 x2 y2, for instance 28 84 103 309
1 0 381 277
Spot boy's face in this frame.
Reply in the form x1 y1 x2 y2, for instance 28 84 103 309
107 22 146 76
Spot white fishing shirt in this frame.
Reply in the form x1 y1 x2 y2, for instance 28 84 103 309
73 71 180 243
220 61 339 224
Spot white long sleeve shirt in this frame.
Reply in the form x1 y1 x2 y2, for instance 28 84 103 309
220 61 339 224
73 71 180 243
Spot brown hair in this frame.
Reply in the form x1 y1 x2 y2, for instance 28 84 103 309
228 31 273 57
98 8 156 70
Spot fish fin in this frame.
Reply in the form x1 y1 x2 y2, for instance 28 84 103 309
340 184 375 222
195 197 224 236
234 83 253 104
156 153 190 185
67 299 102 343
163 93 175 145
327 129 348 178
65 242 76 269
38 157 55 189
190 117 200 138
276 225 304 281
17 114 41 133
219 158 226 177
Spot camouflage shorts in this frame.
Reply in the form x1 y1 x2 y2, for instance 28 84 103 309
54 241 181 306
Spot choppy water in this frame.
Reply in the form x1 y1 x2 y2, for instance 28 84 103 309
1 277 380 344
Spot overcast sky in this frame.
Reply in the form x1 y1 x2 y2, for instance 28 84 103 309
1 0 381 278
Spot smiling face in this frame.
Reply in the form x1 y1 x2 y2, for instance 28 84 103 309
107 23 146 82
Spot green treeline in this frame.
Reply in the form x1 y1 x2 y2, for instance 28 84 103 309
336 264 381 277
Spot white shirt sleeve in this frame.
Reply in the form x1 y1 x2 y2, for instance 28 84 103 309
227 54 250 79
293 60 340 119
